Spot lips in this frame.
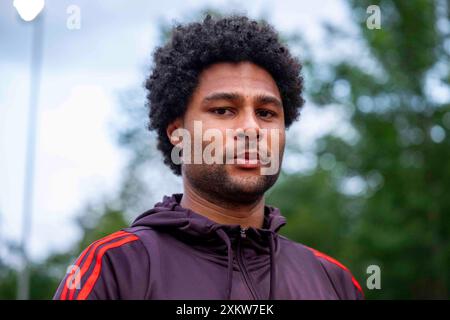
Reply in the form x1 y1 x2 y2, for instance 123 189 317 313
235 151 259 161
234 151 260 168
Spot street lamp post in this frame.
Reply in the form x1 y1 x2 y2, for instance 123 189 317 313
16 8 45 300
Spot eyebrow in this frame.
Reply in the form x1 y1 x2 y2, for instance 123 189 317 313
203 92 244 105
202 92 283 109
254 93 283 109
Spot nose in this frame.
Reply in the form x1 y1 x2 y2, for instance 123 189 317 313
233 107 261 144
234 107 261 154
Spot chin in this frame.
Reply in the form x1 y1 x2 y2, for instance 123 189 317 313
226 174 268 192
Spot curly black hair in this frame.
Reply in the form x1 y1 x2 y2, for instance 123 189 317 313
145 14 304 175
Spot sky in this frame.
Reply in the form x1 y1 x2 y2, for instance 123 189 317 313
0 0 356 261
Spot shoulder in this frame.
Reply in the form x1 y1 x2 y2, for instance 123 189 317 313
303 244 365 299
54 230 149 300
277 236 364 299
74 230 147 272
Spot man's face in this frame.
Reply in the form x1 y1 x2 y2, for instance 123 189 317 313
170 61 286 204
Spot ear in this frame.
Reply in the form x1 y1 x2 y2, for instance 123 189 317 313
166 117 183 146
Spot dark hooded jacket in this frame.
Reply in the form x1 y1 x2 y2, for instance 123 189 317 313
54 193 364 300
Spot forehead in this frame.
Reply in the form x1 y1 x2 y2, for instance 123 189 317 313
194 61 281 99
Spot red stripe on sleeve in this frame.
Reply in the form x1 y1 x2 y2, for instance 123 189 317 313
76 235 139 300
306 246 364 296
59 230 128 300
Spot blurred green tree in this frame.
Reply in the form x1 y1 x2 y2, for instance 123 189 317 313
268 0 450 299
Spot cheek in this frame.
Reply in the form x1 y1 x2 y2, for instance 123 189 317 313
279 131 286 149
265 126 285 145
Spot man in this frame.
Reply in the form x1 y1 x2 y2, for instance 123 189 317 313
54 15 364 300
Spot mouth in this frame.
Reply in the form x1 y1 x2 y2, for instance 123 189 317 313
234 151 261 168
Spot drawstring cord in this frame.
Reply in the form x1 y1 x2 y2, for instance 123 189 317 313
215 228 278 300
268 232 276 300
215 228 234 300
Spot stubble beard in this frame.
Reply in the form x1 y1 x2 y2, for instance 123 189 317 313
183 160 282 208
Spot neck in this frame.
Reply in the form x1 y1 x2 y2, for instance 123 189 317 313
180 180 265 229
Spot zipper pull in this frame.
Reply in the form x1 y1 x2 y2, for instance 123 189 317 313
240 227 247 239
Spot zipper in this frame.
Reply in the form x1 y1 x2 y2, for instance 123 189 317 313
236 227 260 300
240 227 247 239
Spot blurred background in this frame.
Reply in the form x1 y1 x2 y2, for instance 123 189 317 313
0 0 449 299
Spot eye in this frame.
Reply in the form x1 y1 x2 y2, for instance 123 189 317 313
211 107 234 116
257 109 276 119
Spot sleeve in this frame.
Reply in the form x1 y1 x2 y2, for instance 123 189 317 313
53 230 150 300
316 255 365 300
305 246 365 300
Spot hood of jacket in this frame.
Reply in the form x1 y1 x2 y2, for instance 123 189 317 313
131 193 287 299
